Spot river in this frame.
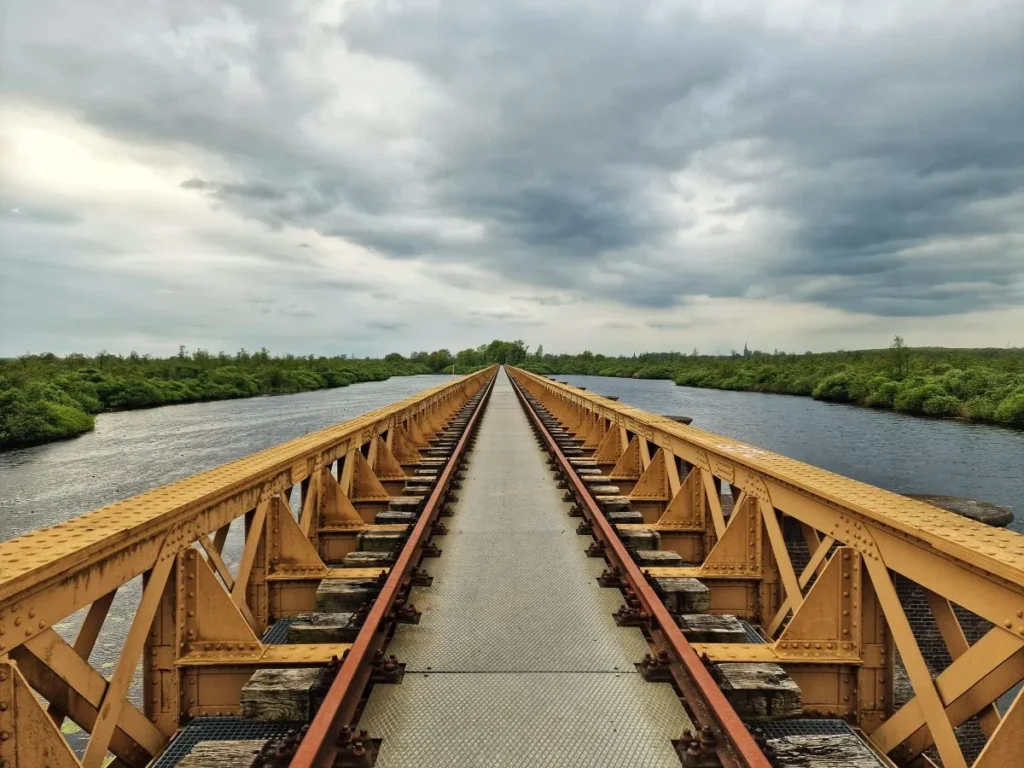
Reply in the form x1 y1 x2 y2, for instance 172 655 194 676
0 373 458 738
556 374 1023 534
5 371 1018 542
1 371 1021 740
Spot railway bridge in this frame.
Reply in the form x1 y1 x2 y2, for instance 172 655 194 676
0 366 1021 767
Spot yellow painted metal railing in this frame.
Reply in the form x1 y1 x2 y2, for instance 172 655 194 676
0 367 494 768
509 366 1024 768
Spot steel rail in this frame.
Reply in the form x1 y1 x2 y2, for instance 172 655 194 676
509 373 771 768
0 369 493 631
291 369 497 768
508 369 1024 593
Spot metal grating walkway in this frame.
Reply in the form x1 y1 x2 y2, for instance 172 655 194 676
357 371 691 766
261 617 297 644
150 717 301 768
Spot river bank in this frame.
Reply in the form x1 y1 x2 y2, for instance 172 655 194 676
0 354 436 450
522 346 1024 429
553 374 1024 533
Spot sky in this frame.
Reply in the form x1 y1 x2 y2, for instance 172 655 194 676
1 0 1023 358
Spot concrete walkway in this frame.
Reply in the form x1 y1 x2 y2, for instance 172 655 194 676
358 370 689 766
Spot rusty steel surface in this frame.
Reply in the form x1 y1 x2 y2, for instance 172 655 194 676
2 361 1023 768
358 371 689 766
510 369 1024 590
0 368 494 768
289 370 497 768
508 366 1024 768
509 373 770 768
0 370 491 647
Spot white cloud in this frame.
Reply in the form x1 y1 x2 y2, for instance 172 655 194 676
1 0 1021 357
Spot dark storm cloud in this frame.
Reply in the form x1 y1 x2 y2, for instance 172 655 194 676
648 321 691 331
366 321 408 331
278 305 316 318
512 294 579 307
181 178 286 202
337 1 1024 316
467 309 544 326
5 0 1023 321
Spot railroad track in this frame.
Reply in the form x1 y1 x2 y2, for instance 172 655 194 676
279 370 886 767
3 365 1018 767
510 374 771 768
161 369 780 767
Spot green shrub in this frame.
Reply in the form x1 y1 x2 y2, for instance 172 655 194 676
995 393 1024 426
635 364 675 380
0 390 95 447
52 375 103 413
922 394 962 417
866 380 900 408
894 383 946 414
964 396 997 420
94 377 167 409
812 371 869 404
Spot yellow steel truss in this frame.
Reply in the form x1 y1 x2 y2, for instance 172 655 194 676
0 367 494 768
509 366 1024 768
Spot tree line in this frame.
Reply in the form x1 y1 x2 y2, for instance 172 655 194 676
5 338 1022 450
0 341 540 450
518 338 1024 428
0 349 436 450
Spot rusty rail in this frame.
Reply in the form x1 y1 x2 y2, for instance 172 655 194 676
291 369 497 768
509 373 771 768
0 367 495 768
507 366 1024 768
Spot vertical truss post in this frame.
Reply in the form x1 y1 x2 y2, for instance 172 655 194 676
145 563 181 738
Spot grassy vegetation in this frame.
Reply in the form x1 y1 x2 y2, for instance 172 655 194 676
518 340 1024 429
0 340 530 451
6 337 1020 449
0 349 436 450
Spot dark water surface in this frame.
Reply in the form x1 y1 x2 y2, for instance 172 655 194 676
0 374 457 727
1 371 1021 737
555 374 1024 533
0 374 457 541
